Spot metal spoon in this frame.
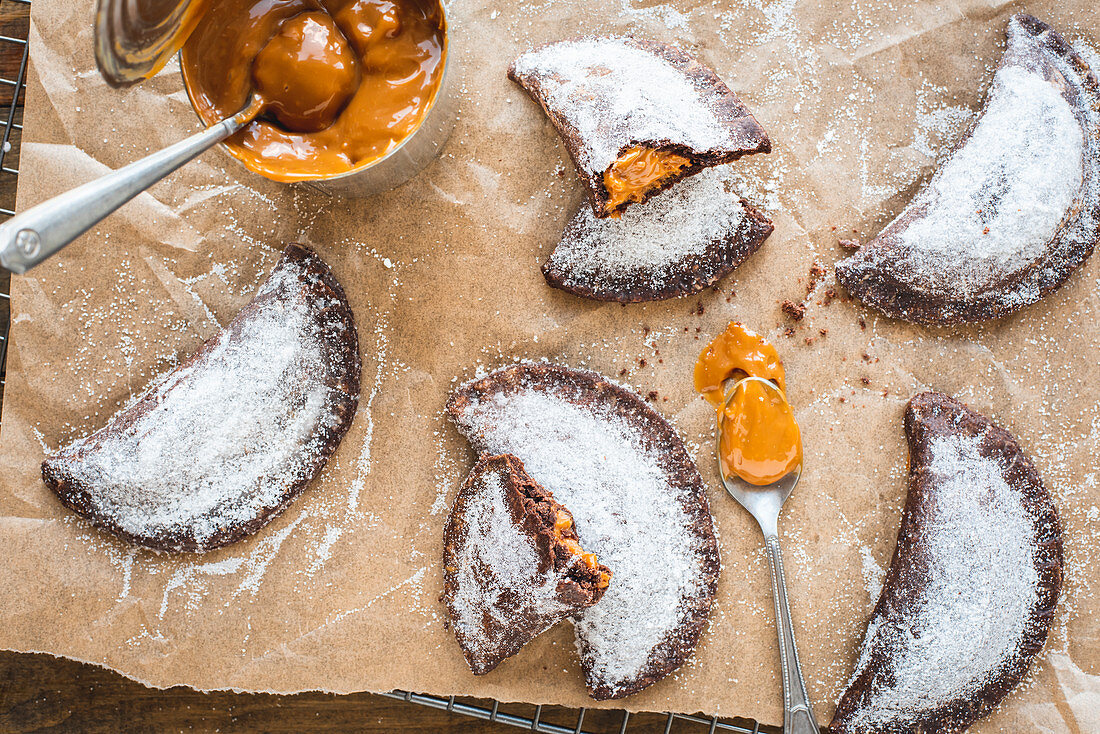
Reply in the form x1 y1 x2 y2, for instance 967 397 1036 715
0 94 265 274
718 376 819 734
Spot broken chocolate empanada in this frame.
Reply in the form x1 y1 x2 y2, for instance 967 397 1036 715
447 362 720 700
542 166 773 302
442 453 611 676
509 36 771 218
831 392 1063 734
836 15 1100 325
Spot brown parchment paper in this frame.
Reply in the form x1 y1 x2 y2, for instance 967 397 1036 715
1 0 1099 728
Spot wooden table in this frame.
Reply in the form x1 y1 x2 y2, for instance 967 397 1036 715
0 0 24 384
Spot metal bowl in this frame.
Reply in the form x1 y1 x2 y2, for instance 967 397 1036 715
180 1 457 198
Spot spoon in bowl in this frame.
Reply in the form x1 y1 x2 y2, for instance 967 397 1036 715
718 375 820 734
0 11 359 274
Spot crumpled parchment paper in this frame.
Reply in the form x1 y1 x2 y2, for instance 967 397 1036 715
0 0 1098 728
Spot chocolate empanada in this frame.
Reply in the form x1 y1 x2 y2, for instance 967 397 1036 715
447 362 720 699
42 244 360 553
442 453 611 675
831 392 1063 734
836 15 1100 324
509 37 770 218
543 166 773 302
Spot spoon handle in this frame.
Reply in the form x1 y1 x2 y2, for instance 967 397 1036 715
763 533 820 734
0 109 252 274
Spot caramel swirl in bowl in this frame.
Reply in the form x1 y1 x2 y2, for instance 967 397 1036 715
181 0 445 181
250 11 360 133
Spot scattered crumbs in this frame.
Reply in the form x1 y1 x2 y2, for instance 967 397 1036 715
781 299 805 321
807 262 827 294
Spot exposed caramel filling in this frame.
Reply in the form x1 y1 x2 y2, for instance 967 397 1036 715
602 146 691 216
553 510 572 533
553 510 609 588
694 322 801 486
181 0 445 181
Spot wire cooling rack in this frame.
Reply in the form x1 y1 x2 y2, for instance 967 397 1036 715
0 0 28 396
0 2 776 731
377 692 777 734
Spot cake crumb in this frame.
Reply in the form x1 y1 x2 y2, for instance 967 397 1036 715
782 300 806 320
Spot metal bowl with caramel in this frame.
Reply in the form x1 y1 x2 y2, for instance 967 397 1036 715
173 0 454 196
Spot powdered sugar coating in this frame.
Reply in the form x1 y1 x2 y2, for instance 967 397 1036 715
845 434 1040 728
510 37 756 175
43 247 359 552
836 14 1100 323
446 467 568 669
833 391 1063 734
449 363 718 698
894 64 1082 297
544 166 771 301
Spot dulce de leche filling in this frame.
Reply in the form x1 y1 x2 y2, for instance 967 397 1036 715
554 510 610 589
602 146 691 216
250 12 361 133
719 378 802 486
181 0 445 181
693 321 786 405
695 322 801 486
